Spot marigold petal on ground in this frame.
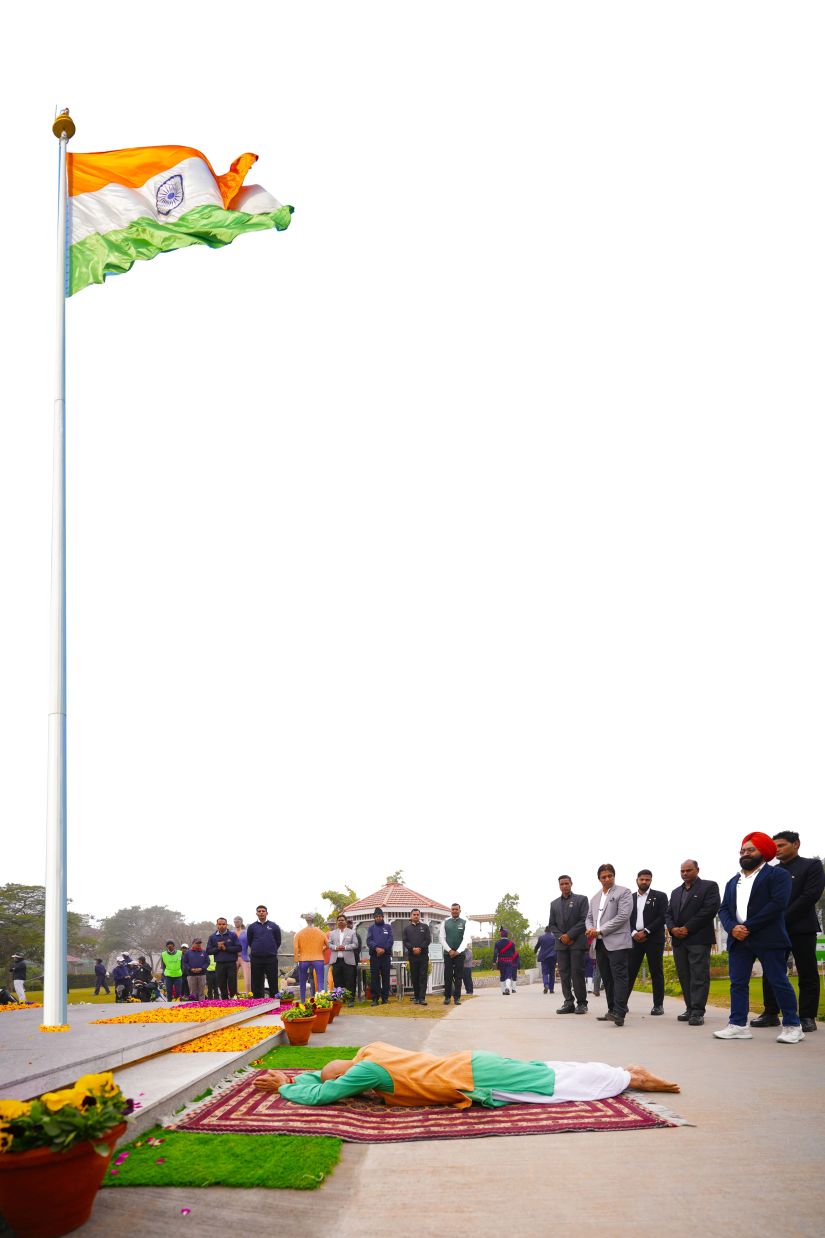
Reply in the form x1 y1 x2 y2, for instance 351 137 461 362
170 1026 277 1053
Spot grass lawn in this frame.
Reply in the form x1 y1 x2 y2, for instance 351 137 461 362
252 1045 360 1068
23 988 114 1004
633 976 825 1018
343 997 451 1018
102 1125 341 1190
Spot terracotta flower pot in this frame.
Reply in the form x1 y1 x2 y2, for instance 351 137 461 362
283 1016 314 1046
330 999 343 1020
0 1121 127 1238
311 1007 332 1034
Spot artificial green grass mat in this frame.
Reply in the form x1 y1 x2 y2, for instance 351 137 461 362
251 1044 359 1068
102 1125 341 1190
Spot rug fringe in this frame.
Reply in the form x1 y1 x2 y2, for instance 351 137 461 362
163 1067 261 1130
625 1091 694 1127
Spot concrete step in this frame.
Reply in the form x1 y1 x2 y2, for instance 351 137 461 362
0 1000 283 1099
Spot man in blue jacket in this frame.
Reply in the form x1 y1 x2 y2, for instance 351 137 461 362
715 832 803 1043
367 908 395 1005
247 904 282 999
206 918 241 999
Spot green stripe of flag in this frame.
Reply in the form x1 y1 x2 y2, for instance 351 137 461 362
69 202 294 295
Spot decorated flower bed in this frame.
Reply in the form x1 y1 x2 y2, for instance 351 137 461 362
91 1008 235 1025
0 1003 43 1014
170 1026 277 1053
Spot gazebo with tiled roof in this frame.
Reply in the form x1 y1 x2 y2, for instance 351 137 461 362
343 881 452 955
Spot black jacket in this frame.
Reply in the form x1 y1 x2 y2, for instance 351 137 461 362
402 923 432 957
629 889 668 944
548 893 589 950
780 855 825 934
666 878 721 946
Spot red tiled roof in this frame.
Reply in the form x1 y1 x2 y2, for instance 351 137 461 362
343 883 451 914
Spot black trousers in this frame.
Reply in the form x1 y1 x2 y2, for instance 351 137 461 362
206 970 219 998
251 955 279 999
409 954 429 1001
443 951 465 1001
627 938 665 1007
370 953 392 1000
595 940 630 1018
332 959 356 1001
763 932 820 1020
215 960 238 999
672 941 711 1015
557 947 587 1005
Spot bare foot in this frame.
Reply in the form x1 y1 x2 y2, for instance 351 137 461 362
625 1065 680 1093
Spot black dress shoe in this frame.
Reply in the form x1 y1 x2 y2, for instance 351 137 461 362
575 1004 588 1014
443 998 451 1005
688 1014 704 1026
677 1011 691 1022
749 1013 780 1028
556 1003 575 1014
597 1012 616 1022
454 999 461 1005
800 1017 817 1032
650 1006 664 1015
543 986 549 993
371 999 379 1006
612 1017 625 1027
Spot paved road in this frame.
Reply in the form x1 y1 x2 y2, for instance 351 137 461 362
66 986 825 1237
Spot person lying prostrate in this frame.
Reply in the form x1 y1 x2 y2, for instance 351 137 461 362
253 1041 678 1108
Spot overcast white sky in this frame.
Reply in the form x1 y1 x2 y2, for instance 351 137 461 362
2 3 823 937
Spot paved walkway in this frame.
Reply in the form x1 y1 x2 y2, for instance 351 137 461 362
50 986 825 1237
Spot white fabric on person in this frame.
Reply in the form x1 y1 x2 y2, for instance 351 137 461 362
635 889 649 930
491 1060 631 1105
735 863 766 923
13 980 26 1002
596 892 608 932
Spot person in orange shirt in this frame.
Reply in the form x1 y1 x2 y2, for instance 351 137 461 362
294 914 328 1000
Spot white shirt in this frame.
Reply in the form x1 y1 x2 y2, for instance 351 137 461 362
635 889 649 931
596 892 608 933
735 863 766 923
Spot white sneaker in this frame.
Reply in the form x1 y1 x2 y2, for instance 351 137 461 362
713 1023 753 1040
776 1025 805 1044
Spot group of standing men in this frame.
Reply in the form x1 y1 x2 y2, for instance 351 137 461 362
546 830 823 1041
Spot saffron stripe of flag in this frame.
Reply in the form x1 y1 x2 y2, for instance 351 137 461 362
66 145 292 295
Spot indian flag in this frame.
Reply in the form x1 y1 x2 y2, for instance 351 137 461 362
66 146 293 295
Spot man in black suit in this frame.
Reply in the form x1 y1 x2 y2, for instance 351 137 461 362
751 831 825 1034
626 869 668 1016
665 859 721 1027
548 875 590 1014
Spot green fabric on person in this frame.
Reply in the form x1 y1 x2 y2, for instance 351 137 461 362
465 1052 555 1107
279 1061 393 1106
103 1126 340 1190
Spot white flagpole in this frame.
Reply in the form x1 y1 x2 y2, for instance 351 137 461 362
44 108 75 1029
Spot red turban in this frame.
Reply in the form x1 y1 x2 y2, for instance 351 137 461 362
742 831 777 861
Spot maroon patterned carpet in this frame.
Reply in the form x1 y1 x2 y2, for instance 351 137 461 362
170 1070 675 1143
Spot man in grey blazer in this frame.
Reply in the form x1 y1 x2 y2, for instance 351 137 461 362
586 864 633 1026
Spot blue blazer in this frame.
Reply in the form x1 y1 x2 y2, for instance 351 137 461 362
720 864 792 951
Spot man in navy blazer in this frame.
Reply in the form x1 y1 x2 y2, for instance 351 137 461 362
715 832 803 1043
751 831 825 1033
626 870 669 1016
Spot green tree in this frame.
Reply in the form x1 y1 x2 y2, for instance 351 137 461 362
98 905 188 969
321 888 358 916
494 892 530 949
0 884 97 972
385 870 404 885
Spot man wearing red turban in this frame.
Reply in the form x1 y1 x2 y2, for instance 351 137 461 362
715 833 803 1043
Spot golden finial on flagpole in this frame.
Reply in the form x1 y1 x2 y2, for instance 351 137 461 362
52 108 75 140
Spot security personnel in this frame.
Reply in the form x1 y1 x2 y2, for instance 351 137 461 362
366 908 395 1004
